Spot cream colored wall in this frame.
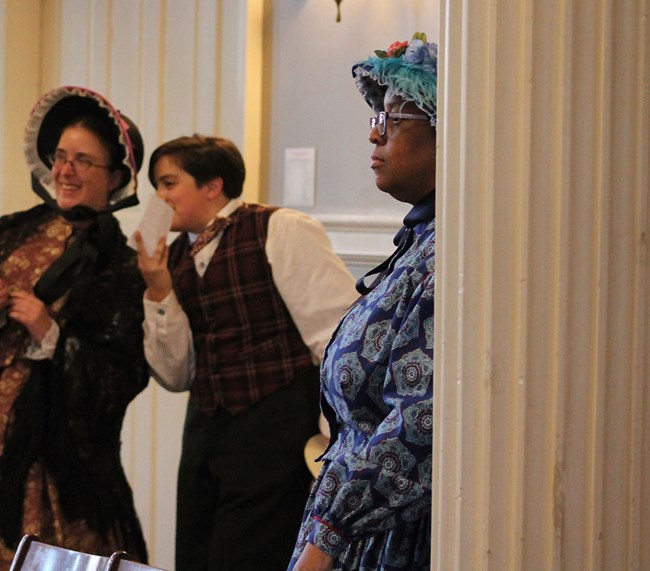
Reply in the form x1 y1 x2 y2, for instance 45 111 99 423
0 0 42 214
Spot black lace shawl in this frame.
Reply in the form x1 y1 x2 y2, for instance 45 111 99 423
0 204 149 561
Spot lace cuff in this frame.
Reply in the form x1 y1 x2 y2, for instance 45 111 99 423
24 319 59 360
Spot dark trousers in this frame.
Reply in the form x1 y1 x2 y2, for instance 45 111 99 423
175 368 320 571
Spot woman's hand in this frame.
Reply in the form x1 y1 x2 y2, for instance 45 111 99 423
293 543 335 571
8 288 54 343
135 231 173 302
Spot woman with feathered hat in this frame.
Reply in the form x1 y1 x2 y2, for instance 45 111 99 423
289 33 437 571
0 86 149 567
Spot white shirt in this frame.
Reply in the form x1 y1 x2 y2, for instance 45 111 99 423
143 199 358 392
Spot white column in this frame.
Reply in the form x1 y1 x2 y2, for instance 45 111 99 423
434 0 650 569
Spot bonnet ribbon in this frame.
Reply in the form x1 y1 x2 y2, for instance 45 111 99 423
31 174 137 304
355 190 435 295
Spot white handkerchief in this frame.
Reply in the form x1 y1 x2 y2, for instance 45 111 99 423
128 194 174 256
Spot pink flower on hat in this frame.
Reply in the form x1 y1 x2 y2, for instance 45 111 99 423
386 40 409 58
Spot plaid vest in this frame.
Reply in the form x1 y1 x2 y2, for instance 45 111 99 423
168 203 315 416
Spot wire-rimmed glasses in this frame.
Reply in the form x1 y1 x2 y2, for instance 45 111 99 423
369 111 429 136
47 150 112 172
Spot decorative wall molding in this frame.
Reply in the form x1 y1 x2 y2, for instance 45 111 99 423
315 213 402 267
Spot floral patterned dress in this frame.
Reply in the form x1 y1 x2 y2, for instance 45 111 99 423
289 215 434 570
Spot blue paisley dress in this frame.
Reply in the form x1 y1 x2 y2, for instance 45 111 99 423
289 210 434 570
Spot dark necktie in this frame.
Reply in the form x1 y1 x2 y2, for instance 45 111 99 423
355 191 435 295
190 216 231 256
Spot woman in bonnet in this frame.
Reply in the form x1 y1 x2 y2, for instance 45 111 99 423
289 33 437 571
0 86 149 567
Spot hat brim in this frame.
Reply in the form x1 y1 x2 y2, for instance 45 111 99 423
352 57 437 127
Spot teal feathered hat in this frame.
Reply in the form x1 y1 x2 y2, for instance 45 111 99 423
352 32 438 127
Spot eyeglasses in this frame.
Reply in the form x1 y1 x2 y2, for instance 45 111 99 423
369 111 430 136
48 150 112 172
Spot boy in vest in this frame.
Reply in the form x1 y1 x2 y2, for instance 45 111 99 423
135 134 358 571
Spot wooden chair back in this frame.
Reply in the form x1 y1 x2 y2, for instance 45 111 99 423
9 535 109 571
10 535 170 571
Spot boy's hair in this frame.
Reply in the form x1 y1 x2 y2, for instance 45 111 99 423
148 134 246 198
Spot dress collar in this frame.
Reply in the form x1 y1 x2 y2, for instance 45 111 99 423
403 190 435 228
